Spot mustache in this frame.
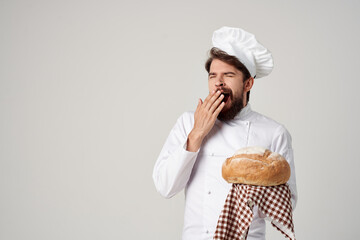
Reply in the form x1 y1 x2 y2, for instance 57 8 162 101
216 88 232 97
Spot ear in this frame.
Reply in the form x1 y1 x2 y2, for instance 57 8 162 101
244 77 254 92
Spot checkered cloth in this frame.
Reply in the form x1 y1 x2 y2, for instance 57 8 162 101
213 183 295 240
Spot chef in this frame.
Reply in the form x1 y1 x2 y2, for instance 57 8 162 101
152 26 297 240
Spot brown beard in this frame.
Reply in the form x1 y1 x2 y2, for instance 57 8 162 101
217 93 244 121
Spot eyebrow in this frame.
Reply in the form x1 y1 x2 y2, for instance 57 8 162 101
208 71 237 77
224 72 236 75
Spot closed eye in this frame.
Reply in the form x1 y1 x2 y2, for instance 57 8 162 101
208 73 216 79
224 72 235 77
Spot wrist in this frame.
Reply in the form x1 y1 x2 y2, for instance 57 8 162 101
186 130 204 152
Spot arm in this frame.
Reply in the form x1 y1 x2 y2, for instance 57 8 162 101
271 125 298 210
153 90 225 198
152 112 199 198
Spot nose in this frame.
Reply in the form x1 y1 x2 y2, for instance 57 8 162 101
215 76 225 87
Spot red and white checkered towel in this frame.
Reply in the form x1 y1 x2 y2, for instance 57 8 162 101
213 183 295 240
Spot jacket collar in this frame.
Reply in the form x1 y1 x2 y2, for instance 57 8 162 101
233 102 252 121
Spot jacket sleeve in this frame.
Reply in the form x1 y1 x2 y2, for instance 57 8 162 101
271 125 298 210
152 112 200 199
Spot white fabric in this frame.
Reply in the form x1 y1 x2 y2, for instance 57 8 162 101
212 26 274 79
153 103 297 240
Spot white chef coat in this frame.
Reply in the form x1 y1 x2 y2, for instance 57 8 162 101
153 103 297 240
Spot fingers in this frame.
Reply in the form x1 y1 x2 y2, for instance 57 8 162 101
196 98 202 110
209 93 224 113
204 90 222 111
192 91 225 140
202 91 215 109
194 91 224 122
213 101 225 116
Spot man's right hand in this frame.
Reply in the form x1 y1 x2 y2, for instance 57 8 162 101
186 90 225 152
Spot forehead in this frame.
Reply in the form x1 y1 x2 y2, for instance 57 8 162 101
209 59 240 74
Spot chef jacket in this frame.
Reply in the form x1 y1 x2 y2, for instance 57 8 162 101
153 103 297 240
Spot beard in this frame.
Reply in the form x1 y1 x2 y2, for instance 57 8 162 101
217 91 244 122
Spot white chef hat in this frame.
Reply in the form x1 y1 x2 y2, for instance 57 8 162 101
212 26 273 79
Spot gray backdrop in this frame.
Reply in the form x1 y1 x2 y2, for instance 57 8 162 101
1 0 359 239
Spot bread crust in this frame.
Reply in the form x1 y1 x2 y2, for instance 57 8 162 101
222 147 290 186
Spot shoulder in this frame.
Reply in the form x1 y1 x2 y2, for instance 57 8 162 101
176 111 194 124
250 110 287 131
250 110 292 142
172 111 195 134
179 111 194 119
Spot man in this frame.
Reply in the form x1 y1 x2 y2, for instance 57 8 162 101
153 27 297 240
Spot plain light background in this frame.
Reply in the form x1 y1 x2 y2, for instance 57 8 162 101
1 0 360 239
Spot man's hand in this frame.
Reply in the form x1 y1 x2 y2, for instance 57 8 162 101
186 90 225 152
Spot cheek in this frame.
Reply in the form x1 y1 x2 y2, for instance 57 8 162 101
230 86 244 99
228 82 242 95
208 82 215 92
236 81 245 92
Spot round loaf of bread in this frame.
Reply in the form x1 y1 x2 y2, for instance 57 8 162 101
222 146 290 186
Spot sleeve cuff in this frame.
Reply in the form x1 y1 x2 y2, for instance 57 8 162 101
182 139 201 154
